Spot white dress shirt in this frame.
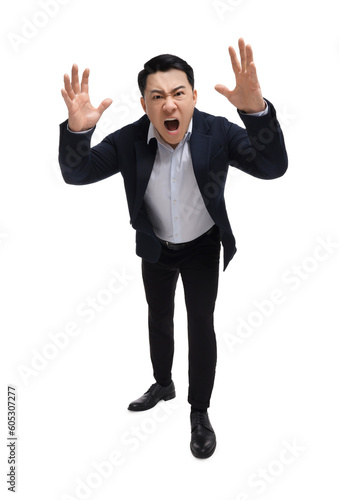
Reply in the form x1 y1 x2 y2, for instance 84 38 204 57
144 119 215 243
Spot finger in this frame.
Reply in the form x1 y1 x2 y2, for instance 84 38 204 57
64 73 75 100
71 63 80 94
97 98 113 115
228 45 241 75
247 61 260 85
238 37 247 72
246 43 254 67
214 84 232 99
81 68 90 94
61 88 73 110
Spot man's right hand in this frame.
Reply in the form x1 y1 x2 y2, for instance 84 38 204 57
61 64 113 132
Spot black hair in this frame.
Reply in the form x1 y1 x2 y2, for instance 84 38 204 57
138 54 195 97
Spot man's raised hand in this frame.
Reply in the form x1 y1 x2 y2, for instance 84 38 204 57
215 38 266 114
61 64 113 132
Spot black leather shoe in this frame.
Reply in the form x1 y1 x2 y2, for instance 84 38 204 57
128 381 176 411
190 411 216 459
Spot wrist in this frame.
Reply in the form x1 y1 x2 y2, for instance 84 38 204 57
67 122 94 134
68 121 82 132
240 100 266 114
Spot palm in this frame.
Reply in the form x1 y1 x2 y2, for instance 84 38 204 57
215 38 266 114
67 92 103 131
61 64 112 132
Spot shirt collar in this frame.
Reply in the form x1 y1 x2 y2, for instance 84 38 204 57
147 118 193 148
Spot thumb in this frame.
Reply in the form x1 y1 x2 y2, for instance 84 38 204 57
214 84 232 99
98 98 113 115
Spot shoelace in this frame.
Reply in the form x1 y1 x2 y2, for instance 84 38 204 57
145 383 158 394
193 412 208 427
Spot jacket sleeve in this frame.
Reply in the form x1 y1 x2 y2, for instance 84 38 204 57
58 120 120 185
225 99 288 180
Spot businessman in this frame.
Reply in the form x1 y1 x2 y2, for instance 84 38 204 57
59 39 288 459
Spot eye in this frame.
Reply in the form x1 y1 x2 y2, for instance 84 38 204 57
175 91 184 97
152 95 163 100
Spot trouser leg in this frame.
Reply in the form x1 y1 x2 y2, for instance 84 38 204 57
180 230 220 409
141 259 179 387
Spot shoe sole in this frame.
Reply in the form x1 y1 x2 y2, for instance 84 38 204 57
127 391 176 411
163 391 176 401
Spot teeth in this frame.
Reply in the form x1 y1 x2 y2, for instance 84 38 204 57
165 118 177 121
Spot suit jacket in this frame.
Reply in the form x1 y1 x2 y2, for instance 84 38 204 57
58 99 288 270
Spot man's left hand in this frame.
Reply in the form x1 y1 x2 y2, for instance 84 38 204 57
215 38 266 114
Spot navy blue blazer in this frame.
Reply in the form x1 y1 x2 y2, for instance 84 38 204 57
58 100 288 270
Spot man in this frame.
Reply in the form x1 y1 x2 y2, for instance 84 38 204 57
59 39 288 459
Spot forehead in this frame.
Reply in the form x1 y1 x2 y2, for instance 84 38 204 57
145 68 190 92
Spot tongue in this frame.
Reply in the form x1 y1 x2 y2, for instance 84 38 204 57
166 120 179 131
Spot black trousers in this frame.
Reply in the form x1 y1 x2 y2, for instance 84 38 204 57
141 225 221 410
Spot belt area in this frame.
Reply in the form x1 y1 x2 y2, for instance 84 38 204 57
158 226 216 251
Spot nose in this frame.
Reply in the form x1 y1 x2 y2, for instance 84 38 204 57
163 96 177 113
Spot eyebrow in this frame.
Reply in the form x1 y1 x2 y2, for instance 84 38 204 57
150 85 186 95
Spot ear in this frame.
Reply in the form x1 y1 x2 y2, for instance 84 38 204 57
140 96 147 114
193 89 197 106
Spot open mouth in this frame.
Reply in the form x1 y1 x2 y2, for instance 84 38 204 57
164 118 179 132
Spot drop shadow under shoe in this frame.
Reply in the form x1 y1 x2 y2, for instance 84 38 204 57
190 411 216 459
128 381 176 411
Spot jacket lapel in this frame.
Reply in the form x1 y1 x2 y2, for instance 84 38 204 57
190 109 213 206
131 134 157 223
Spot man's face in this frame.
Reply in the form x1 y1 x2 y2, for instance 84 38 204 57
140 69 197 148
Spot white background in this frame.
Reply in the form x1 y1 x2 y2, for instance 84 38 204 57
1 0 339 499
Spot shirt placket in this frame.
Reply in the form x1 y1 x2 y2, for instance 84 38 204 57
170 147 180 243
